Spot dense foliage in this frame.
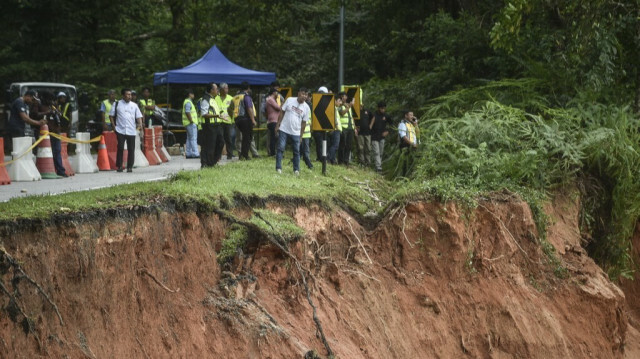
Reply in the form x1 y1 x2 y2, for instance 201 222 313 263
3 0 640 278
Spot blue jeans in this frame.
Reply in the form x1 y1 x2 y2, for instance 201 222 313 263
276 131 300 172
327 130 341 163
50 136 66 175
185 123 199 157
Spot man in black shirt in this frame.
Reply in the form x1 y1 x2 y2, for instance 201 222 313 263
7 90 45 142
356 105 372 167
370 101 389 172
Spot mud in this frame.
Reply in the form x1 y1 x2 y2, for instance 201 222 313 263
0 194 634 358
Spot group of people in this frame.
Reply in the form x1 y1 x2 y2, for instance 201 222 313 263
7 89 73 177
95 82 420 175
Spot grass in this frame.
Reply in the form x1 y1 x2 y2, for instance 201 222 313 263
0 157 392 221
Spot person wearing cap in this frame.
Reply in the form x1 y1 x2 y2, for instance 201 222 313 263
36 91 67 177
6 90 45 147
100 90 116 131
370 101 390 173
109 88 144 172
139 87 155 127
56 92 71 132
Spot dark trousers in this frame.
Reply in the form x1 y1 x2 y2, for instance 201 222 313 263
235 116 253 160
50 136 66 176
313 131 324 160
201 122 224 167
299 137 313 169
116 131 135 170
267 122 277 156
338 128 354 165
222 123 235 159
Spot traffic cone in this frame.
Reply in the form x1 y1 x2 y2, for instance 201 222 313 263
60 133 75 176
0 138 11 185
97 135 111 171
35 124 60 179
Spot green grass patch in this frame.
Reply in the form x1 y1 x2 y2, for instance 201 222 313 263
217 223 248 265
250 209 305 245
0 157 392 221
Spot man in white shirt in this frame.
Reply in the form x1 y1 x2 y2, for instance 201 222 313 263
275 87 310 175
109 88 143 172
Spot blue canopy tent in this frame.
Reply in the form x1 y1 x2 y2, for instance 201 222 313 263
153 45 276 86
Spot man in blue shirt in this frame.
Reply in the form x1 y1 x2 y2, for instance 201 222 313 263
7 90 45 145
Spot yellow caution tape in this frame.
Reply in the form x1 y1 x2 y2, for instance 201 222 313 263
0 132 103 167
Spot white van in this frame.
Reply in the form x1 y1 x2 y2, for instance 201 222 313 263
3 82 79 137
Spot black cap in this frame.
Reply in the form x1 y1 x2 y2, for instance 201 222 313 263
25 90 38 98
377 101 386 108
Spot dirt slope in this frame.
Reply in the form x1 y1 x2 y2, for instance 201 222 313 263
0 195 630 358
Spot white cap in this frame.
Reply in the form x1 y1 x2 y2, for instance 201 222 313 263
318 86 328 93
57 92 67 98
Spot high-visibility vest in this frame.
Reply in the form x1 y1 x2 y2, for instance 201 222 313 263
303 118 311 138
202 96 221 124
182 98 197 126
401 120 417 145
59 102 70 123
103 99 113 123
139 98 155 116
334 106 342 132
215 94 233 124
340 105 353 130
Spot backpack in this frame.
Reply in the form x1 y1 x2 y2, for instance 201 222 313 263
229 94 246 119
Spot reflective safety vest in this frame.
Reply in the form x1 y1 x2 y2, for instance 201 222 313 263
401 120 417 145
302 118 311 138
215 94 233 124
340 105 353 130
182 98 197 126
334 106 342 132
140 98 155 116
59 102 70 123
201 96 221 125
103 99 113 123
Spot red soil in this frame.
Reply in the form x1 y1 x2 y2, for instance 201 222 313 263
0 194 633 358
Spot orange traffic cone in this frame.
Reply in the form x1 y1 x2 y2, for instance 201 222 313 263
60 133 75 176
97 135 111 171
0 138 11 185
35 124 60 179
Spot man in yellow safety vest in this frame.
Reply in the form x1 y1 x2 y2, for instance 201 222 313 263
182 88 199 158
139 87 155 127
100 89 116 131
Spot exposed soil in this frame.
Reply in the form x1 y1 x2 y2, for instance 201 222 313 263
0 193 633 358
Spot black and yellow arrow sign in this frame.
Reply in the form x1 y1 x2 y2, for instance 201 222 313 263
312 93 335 131
278 87 292 100
342 86 361 120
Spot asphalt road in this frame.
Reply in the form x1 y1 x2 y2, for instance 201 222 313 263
0 155 218 202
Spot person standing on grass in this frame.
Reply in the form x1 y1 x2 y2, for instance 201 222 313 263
370 101 390 173
182 88 199 158
275 87 310 175
110 88 144 173
265 87 282 157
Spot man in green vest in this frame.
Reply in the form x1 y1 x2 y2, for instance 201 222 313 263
100 89 116 131
182 88 199 158
199 83 224 168
337 92 355 165
139 87 155 127
216 83 235 160
56 92 71 133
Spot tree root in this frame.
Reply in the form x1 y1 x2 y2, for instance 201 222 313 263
345 217 373 264
137 268 180 293
251 211 335 358
0 247 64 326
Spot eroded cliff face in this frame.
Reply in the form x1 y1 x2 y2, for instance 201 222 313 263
0 194 632 358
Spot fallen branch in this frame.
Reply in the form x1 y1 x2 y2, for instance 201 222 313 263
137 268 180 293
346 218 373 264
